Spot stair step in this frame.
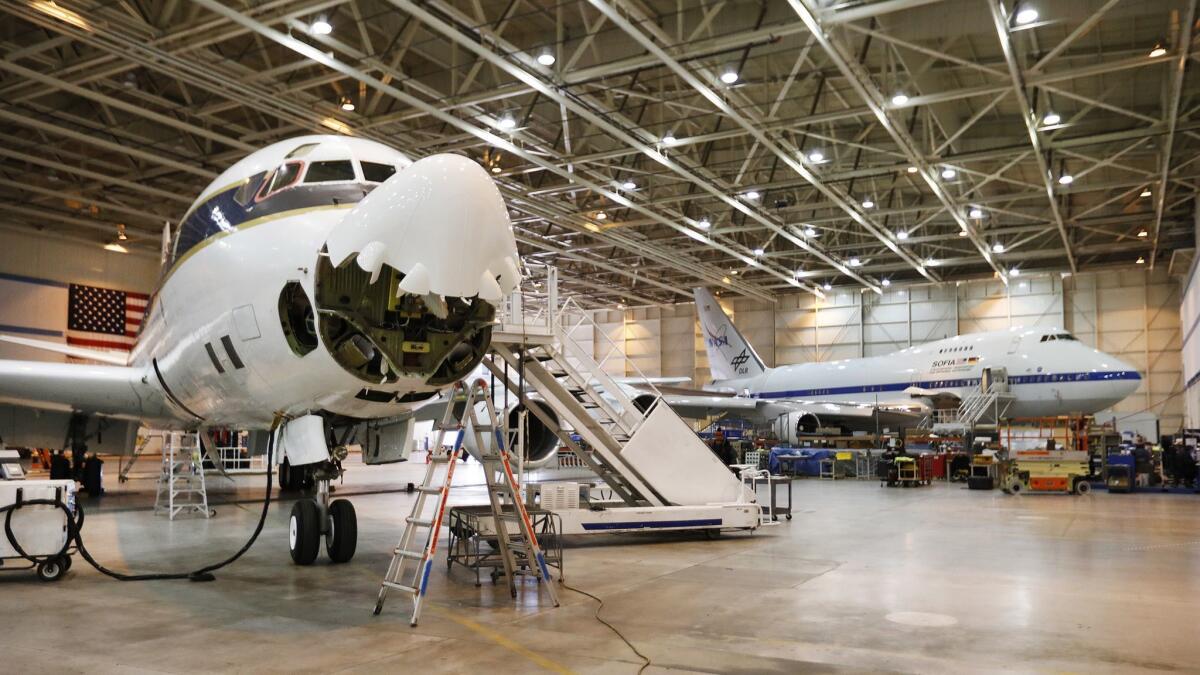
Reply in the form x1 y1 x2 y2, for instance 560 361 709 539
382 581 418 594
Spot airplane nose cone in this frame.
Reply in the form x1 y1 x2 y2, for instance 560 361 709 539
325 153 520 301
1111 358 1142 400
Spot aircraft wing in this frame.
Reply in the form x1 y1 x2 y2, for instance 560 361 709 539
659 392 922 432
0 359 157 420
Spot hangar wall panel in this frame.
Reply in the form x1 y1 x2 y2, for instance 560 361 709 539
602 269 1184 433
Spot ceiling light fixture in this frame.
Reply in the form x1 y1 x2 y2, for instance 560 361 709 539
697 218 711 229
103 242 129 254
808 150 825 163
536 49 556 66
861 199 875 208
907 166 918 174
662 134 679 146
1010 267 1020 277
340 97 355 112
720 70 739 84
896 231 908 240
1042 112 1060 125
1140 188 1152 197
1015 6 1038 25
958 230 968 237
753 247 765 256
891 93 909 106
497 114 517 130
941 167 957 180
803 226 818 237
881 278 891 287
849 257 862 267
969 207 984 219
925 257 939 267
117 224 127 241
310 16 332 35
491 166 502 174
1137 229 1148 238
745 190 760 200
992 242 1005 253
1058 174 1074 185
1149 43 1167 58
1136 256 1146 264
595 211 607 220
622 180 636 190
823 282 833 291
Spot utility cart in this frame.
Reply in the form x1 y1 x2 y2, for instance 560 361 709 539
0 478 77 581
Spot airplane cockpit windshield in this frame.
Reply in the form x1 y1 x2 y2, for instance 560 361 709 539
1040 332 1078 342
170 152 402 268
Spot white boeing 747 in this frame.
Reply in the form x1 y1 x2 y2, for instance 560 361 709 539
0 135 557 565
652 288 1142 438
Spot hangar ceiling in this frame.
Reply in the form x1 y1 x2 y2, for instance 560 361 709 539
0 0 1197 306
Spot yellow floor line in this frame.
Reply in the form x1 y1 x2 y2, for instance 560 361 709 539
434 609 575 674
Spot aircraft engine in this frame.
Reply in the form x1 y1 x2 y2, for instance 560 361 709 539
781 411 824 445
457 399 563 468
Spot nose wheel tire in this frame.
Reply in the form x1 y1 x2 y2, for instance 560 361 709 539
325 499 357 563
289 500 321 565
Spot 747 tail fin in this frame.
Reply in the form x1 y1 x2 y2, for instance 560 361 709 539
693 288 766 381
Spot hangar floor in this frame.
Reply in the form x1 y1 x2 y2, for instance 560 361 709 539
3 461 1199 673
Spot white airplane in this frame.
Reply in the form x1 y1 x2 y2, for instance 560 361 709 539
0 135 562 566
655 288 1142 438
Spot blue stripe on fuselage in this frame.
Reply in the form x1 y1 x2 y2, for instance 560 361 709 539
752 370 1141 399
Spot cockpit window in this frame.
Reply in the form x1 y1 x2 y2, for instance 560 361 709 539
362 162 396 183
1040 333 1078 342
304 160 356 183
234 171 267 206
258 161 303 200
286 143 319 159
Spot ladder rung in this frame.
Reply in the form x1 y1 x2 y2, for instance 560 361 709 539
393 549 425 559
406 517 434 527
382 581 418 593
417 485 444 494
428 455 452 463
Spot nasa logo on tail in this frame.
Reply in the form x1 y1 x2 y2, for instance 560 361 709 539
703 305 731 348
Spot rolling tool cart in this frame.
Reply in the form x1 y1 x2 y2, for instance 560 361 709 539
0 475 77 581
968 455 997 490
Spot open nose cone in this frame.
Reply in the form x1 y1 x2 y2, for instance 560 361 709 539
325 153 520 301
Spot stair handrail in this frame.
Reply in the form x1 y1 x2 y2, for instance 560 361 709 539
555 296 668 411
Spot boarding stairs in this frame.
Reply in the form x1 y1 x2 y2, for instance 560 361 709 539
929 373 1016 434
373 379 559 626
152 431 212 520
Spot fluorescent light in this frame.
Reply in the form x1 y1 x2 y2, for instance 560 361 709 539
1015 7 1038 24
1149 44 1167 58
808 150 825 163
497 114 517 130
720 70 739 84
536 50 556 66
906 166 918 174
744 190 760 200
940 167 956 180
1136 256 1146 264
622 180 636 190
803 226 818 237
861 199 874 208
753 247 764 256
310 17 332 35
697 218 711 229
662 134 678 146
1058 174 1074 185
891 93 909 105
992 242 1005 253
103 242 128 254
1137 229 1148 238
1042 112 1060 125
896 231 908 240
881 278 891 287
969 208 984 219
1140 189 1152 197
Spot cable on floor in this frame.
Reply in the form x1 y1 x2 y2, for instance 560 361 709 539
561 581 651 674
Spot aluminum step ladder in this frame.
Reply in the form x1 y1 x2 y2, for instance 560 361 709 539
153 431 212 520
373 379 559 625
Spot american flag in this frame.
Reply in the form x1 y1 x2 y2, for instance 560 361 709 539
66 283 149 352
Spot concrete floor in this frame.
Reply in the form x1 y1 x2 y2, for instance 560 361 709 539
3 460 1199 674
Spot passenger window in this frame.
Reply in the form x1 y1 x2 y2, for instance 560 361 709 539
258 161 303 200
362 162 396 183
304 160 356 183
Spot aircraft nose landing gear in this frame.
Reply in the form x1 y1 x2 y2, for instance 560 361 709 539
286 460 357 566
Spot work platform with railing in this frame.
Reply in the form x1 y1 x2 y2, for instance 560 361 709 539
482 267 763 536
926 367 1016 435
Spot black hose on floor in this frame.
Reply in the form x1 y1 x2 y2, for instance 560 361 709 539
561 581 651 674
2 433 274 583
